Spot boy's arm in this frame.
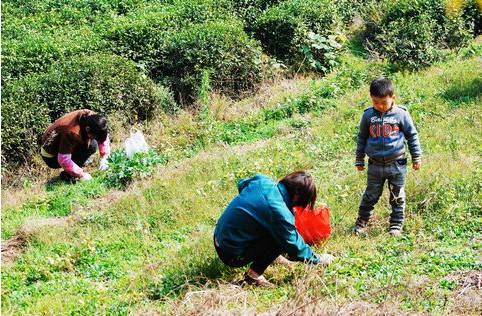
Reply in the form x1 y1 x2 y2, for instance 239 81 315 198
355 113 369 167
401 111 422 163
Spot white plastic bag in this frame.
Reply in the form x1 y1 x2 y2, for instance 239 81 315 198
124 130 149 158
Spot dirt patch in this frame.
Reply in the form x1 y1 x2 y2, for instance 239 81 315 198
1 216 75 264
445 270 482 314
159 266 419 316
1 189 124 265
161 282 416 316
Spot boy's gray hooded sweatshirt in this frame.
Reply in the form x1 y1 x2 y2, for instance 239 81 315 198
355 105 421 166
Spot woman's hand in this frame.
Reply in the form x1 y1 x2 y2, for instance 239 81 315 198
316 253 335 265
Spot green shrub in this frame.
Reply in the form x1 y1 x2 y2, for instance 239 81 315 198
2 54 175 167
153 20 263 103
8 53 174 119
364 0 474 70
299 32 344 73
2 0 146 17
1 0 156 82
253 0 342 69
334 0 379 25
105 1 260 103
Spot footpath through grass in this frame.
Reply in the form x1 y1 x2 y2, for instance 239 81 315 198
2 49 481 314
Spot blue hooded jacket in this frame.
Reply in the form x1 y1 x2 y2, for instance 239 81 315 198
355 105 422 166
214 174 320 264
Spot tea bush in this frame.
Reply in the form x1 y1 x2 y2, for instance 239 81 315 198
105 0 234 70
152 19 263 103
1 100 51 168
364 0 474 70
226 0 281 32
5 53 174 120
105 2 261 103
2 0 146 18
1 25 105 83
334 0 379 25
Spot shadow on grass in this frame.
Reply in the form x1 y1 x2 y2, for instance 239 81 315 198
440 77 482 108
45 175 67 191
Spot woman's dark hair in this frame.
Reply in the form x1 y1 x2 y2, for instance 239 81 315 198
80 114 108 143
279 171 317 209
370 77 394 97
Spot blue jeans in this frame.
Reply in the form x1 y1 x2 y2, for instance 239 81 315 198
358 158 407 226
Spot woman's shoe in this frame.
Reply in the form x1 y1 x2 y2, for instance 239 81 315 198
243 273 275 288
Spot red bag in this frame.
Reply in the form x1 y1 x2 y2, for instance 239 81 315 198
293 205 331 245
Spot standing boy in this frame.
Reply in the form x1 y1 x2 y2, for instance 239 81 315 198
354 77 422 236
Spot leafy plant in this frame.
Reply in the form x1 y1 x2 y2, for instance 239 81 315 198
299 32 343 73
104 149 166 188
253 0 342 67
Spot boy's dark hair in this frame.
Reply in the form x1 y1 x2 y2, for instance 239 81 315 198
279 171 317 209
370 77 394 97
81 114 108 143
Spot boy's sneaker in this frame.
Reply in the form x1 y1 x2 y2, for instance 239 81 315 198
353 217 369 235
388 223 403 236
243 273 275 288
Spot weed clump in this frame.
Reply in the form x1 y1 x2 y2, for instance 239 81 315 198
104 150 166 188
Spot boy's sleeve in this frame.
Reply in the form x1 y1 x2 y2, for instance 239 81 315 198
266 197 320 264
355 112 369 166
401 111 422 162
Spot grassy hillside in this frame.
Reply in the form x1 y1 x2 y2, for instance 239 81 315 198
2 42 481 314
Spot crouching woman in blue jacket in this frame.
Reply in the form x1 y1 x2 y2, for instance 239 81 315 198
214 171 334 287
